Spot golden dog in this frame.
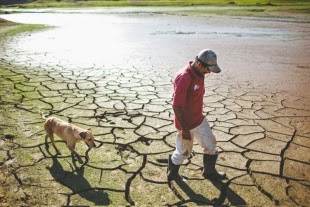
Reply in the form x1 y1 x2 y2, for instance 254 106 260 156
40 111 96 164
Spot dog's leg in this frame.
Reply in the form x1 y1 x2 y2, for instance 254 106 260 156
67 144 83 164
45 134 50 149
48 133 61 155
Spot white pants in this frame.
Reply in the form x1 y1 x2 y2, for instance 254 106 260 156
171 117 218 165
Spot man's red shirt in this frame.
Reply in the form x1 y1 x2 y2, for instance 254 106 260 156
172 62 205 130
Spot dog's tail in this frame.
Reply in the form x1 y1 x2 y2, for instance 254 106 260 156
40 110 47 120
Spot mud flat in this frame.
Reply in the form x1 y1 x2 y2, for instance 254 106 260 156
0 12 309 206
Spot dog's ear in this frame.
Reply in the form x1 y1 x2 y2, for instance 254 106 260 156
87 127 92 131
79 131 87 139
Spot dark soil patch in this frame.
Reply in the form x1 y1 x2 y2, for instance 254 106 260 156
0 0 31 5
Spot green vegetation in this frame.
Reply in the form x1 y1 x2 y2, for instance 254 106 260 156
0 0 309 18
0 24 47 36
0 0 309 8
0 17 48 38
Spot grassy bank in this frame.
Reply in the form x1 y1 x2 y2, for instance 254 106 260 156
0 0 309 7
0 19 49 206
0 0 309 18
0 18 47 37
0 23 47 36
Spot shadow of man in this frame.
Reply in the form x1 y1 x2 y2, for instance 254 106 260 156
171 179 214 206
47 156 111 206
210 179 246 206
170 178 246 206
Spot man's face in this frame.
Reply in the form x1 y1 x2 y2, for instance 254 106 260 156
195 61 211 77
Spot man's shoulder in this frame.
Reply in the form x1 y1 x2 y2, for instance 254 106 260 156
175 68 192 85
175 64 191 78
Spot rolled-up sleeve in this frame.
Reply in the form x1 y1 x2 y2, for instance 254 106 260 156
173 73 191 108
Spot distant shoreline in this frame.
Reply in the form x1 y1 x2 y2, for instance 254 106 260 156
1 1 310 20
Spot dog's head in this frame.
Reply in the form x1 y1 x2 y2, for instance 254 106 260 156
79 128 96 148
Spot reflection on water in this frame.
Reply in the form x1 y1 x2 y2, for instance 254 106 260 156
15 20 129 66
1 13 157 69
0 11 214 70
0 9 295 73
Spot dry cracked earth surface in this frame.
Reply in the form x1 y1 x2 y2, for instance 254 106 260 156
0 13 310 206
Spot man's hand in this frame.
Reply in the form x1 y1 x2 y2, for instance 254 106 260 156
173 105 192 141
173 105 192 140
182 129 192 141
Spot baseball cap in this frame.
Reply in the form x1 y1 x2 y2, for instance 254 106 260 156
196 49 221 73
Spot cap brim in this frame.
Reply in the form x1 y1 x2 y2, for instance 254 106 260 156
209 65 221 73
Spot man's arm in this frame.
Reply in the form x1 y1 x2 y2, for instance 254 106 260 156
173 105 191 141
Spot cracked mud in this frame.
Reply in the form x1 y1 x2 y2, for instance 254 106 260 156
0 13 310 206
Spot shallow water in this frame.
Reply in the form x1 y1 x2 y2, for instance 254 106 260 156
0 9 309 95
0 9 296 72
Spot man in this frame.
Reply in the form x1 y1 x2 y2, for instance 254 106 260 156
168 49 226 181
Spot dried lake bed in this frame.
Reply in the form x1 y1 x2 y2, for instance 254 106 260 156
0 8 309 206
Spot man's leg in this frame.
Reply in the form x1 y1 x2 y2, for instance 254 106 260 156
202 153 226 180
168 130 193 181
194 118 226 180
